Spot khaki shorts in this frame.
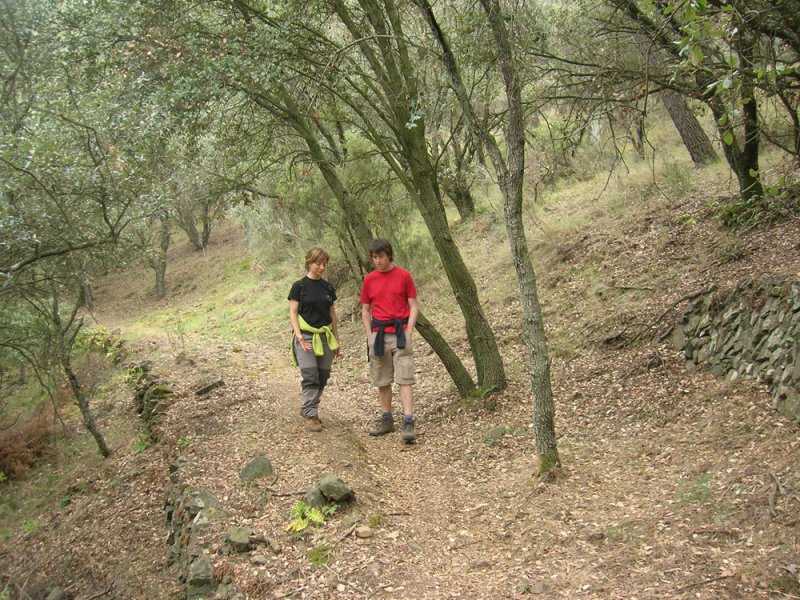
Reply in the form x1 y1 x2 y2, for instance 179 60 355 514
369 332 415 387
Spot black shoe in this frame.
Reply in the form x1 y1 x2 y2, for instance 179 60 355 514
369 415 395 436
402 419 416 444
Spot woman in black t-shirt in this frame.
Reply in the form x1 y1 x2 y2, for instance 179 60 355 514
288 248 339 433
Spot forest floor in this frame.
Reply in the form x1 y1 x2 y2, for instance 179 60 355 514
2 182 800 599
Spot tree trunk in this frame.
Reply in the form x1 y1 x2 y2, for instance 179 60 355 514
401 126 507 392
416 312 476 397
439 135 476 221
50 289 110 458
63 357 111 457
176 202 204 251
330 0 507 394
444 184 476 221
661 90 718 165
479 0 560 473
413 0 560 472
148 216 170 299
707 34 764 203
201 201 212 248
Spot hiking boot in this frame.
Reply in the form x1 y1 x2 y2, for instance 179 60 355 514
305 416 323 433
369 414 395 436
402 418 416 444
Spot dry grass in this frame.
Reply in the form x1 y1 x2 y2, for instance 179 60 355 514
0 403 54 480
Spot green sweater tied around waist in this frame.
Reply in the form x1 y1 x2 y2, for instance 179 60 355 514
291 315 339 366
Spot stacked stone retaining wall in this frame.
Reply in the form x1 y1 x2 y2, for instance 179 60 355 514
672 278 800 422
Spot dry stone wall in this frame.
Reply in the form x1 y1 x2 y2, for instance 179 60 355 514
672 278 800 422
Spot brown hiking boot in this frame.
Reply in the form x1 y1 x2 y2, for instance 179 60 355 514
369 414 395 436
305 416 323 433
402 418 416 444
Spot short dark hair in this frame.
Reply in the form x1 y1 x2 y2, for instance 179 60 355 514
368 238 393 261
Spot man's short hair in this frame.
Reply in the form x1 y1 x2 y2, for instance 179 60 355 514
304 247 330 270
368 238 393 261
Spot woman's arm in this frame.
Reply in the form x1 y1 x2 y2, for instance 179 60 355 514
330 304 340 357
289 300 310 352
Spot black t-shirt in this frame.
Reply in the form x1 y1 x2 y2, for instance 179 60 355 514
288 277 337 328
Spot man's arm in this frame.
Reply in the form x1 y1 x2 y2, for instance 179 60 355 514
361 303 373 337
407 297 419 334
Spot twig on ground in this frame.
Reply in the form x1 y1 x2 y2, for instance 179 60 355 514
86 585 114 600
449 539 483 551
273 586 306 599
323 564 367 594
769 592 800 599
333 523 358 546
265 489 306 497
674 574 735 593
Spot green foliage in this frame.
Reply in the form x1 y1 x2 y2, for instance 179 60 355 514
177 438 194 451
604 522 645 544
662 161 693 197
0 472 5 483
675 473 715 507
166 311 188 360
132 434 151 455
287 501 336 534
307 544 330 566
77 327 125 363
718 179 796 230
368 513 384 528
20 518 40 535
770 574 800 595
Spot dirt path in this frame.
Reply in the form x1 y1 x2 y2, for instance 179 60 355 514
146 318 798 600
4 215 798 599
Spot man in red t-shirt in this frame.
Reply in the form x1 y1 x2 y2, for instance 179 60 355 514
360 239 419 443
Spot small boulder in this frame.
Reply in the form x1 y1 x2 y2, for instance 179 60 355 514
305 485 327 509
355 525 373 539
318 474 355 503
239 455 274 483
226 526 253 553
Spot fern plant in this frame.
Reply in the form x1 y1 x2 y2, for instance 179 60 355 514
287 501 337 534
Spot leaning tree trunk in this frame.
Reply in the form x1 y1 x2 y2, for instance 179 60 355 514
401 126 507 392
329 0 507 394
51 291 110 458
176 206 203 251
416 312 476 397
441 169 476 221
63 356 111 457
661 90 718 165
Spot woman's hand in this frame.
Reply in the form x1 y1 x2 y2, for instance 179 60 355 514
297 335 311 352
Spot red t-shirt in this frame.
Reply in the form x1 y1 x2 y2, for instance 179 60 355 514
360 266 417 333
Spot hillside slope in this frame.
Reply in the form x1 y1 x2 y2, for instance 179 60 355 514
2 171 799 599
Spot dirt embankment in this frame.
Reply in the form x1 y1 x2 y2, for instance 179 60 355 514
2 211 799 599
